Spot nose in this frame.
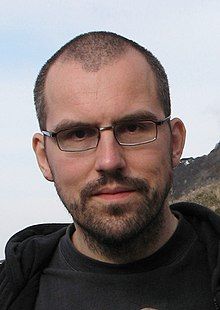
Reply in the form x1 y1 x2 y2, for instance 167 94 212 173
94 130 126 173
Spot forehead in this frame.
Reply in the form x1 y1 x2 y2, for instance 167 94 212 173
44 49 163 129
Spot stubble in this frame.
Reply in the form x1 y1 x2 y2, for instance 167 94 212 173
54 170 172 262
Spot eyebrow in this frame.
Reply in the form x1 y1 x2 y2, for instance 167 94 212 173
51 120 93 133
113 111 159 125
51 111 160 133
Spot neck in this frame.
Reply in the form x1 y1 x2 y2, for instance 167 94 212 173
72 205 178 264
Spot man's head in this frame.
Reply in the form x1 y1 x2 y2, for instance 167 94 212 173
33 31 185 262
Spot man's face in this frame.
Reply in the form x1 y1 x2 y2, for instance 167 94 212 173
34 50 183 246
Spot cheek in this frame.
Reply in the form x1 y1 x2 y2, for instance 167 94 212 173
126 146 172 186
49 153 95 193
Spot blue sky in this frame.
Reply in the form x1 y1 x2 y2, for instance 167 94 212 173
1 1 220 257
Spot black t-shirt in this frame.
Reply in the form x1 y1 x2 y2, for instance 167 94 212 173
35 214 215 310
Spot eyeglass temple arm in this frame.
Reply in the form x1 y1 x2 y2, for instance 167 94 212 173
156 115 171 125
42 130 55 137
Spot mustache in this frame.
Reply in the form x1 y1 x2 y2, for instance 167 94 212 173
80 170 149 204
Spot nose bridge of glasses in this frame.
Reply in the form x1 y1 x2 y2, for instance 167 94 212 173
97 124 121 148
98 125 117 141
99 125 114 132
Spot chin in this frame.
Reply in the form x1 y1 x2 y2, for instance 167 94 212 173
69 190 165 246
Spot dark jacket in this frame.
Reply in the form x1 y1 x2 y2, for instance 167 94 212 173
1 202 220 310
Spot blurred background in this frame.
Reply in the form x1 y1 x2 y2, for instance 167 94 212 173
1 0 220 258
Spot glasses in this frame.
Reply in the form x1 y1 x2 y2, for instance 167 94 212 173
42 116 170 152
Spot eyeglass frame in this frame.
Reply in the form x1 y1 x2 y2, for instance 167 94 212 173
42 115 171 152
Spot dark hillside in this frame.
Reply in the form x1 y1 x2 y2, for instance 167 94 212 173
171 142 220 211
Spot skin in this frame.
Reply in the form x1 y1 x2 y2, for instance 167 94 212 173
33 48 186 264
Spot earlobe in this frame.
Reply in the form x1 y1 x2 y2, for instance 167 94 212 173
32 133 54 182
170 118 186 168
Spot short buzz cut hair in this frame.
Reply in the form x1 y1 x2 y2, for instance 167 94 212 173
34 31 171 130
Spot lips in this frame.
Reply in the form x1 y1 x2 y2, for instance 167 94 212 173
93 186 136 201
94 186 135 195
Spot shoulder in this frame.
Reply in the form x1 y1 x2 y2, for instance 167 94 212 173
3 223 71 279
171 201 220 239
0 259 5 270
6 223 70 248
0 223 71 305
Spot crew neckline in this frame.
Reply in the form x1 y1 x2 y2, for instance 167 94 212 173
59 212 197 274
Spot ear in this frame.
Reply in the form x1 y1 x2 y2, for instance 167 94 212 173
170 118 186 168
32 133 54 182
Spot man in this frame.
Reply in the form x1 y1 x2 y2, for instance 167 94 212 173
1 32 220 310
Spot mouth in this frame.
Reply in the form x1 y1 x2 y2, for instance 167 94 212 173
93 187 136 201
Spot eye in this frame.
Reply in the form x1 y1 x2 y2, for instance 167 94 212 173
61 127 97 141
126 124 139 132
117 122 148 134
74 129 87 139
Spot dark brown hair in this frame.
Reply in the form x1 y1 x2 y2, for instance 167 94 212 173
34 31 171 130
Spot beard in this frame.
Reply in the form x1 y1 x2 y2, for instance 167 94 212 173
54 169 172 261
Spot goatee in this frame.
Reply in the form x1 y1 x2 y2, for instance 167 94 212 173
54 170 172 261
